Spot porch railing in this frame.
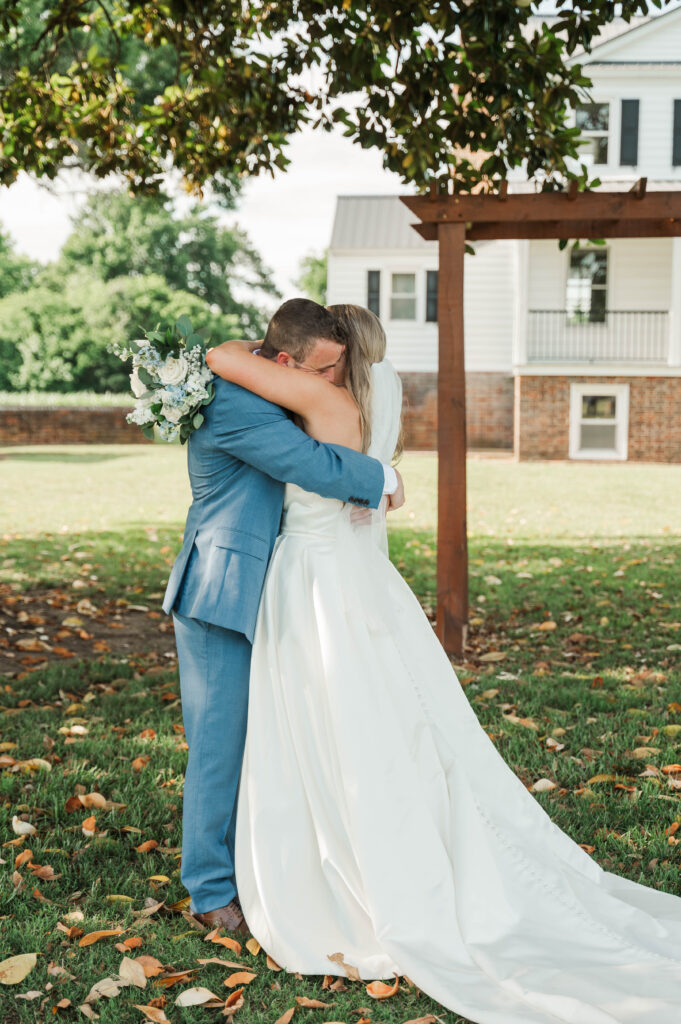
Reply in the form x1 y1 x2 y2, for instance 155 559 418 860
526 310 669 363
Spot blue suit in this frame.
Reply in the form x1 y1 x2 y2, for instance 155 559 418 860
163 378 384 912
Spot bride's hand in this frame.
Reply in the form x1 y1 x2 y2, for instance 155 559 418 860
386 469 405 512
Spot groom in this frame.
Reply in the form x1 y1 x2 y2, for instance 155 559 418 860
163 298 404 934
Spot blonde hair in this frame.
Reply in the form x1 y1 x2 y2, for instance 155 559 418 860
327 304 402 459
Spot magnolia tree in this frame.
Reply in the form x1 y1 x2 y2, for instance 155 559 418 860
0 1 673 194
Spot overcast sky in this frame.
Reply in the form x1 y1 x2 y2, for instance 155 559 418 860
0 126 407 299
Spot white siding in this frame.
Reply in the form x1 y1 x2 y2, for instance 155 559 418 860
571 73 681 182
328 242 516 373
527 238 673 311
586 9 681 62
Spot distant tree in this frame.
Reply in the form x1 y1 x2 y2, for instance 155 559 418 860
0 1 673 193
0 230 39 298
295 251 327 306
0 273 239 392
58 190 279 338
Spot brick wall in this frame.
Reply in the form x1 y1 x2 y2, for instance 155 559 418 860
0 407 150 446
515 375 681 462
400 371 514 451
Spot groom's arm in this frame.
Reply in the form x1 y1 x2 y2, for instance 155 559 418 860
208 380 391 509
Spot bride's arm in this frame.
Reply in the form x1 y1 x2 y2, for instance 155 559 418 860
205 340 346 419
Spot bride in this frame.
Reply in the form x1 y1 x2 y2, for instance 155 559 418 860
205 306 681 1024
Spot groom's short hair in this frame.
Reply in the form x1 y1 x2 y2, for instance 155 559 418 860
261 298 346 361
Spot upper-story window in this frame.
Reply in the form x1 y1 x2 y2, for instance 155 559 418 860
390 273 417 320
566 250 608 324
576 103 609 164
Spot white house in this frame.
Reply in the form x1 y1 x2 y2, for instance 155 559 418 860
327 9 681 462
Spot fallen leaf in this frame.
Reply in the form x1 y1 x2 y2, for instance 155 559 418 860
196 958 245 971
273 1008 296 1024
267 954 282 971
209 933 242 955
15 990 43 1001
245 938 261 956
79 929 125 948
661 764 681 775
106 895 134 905
531 778 557 793
0 953 38 985
15 849 33 867
131 756 151 771
11 816 37 837
587 773 633 786
402 1017 438 1024
327 952 361 982
155 969 199 989
54 997 72 1010
85 977 126 1002
224 971 256 988
135 840 159 854
366 975 399 1000
81 816 97 837
122 937 143 950
134 956 165 979
133 1005 170 1023
175 987 221 1006
119 957 147 989
479 652 506 663
78 1004 99 1020
80 792 108 809
296 996 333 1008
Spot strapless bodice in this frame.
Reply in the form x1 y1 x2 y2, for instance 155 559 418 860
280 482 346 539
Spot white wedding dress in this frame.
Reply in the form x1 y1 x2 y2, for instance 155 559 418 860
235 360 681 1024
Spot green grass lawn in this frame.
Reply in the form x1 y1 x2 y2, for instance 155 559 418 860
1 446 681 1023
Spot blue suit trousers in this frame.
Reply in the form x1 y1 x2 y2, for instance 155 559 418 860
173 610 252 913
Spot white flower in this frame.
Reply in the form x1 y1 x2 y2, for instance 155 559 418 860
130 367 148 398
158 353 189 386
162 403 184 424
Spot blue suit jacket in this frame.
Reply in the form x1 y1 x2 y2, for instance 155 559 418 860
162 378 385 642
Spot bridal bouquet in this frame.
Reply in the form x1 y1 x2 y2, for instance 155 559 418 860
113 316 216 443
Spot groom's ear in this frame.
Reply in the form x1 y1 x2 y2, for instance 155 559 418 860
275 351 295 368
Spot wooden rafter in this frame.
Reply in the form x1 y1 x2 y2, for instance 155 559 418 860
402 190 681 224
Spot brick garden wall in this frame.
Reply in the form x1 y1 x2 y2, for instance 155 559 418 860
515 375 681 463
400 371 514 451
0 407 150 446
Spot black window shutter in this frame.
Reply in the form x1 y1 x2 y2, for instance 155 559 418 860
619 99 639 166
674 101 681 166
426 270 438 322
367 270 380 316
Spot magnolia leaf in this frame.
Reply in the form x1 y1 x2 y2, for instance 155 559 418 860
327 952 361 982
175 986 221 1006
119 957 147 989
79 929 125 948
245 938 261 956
133 1005 170 1023
224 971 256 988
366 975 399 999
273 1009 296 1024
531 778 557 793
295 996 334 1008
11 817 37 837
0 953 38 985
85 977 126 1002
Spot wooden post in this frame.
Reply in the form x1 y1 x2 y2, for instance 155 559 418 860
436 222 468 657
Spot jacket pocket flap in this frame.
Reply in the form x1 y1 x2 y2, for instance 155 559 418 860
213 527 269 560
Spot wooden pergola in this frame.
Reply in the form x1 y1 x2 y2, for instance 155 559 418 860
400 181 681 657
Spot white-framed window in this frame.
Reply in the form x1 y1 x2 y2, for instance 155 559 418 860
390 272 417 320
576 102 610 164
569 383 629 461
566 249 608 324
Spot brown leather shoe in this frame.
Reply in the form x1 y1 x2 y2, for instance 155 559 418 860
193 898 249 936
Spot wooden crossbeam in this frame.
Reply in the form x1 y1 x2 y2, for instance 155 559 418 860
402 190 681 224
411 218 681 241
630 177 647 198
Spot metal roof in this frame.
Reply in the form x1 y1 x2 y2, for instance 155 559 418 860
330 196 436 251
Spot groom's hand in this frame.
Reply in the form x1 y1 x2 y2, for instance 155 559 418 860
386 469 405 512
